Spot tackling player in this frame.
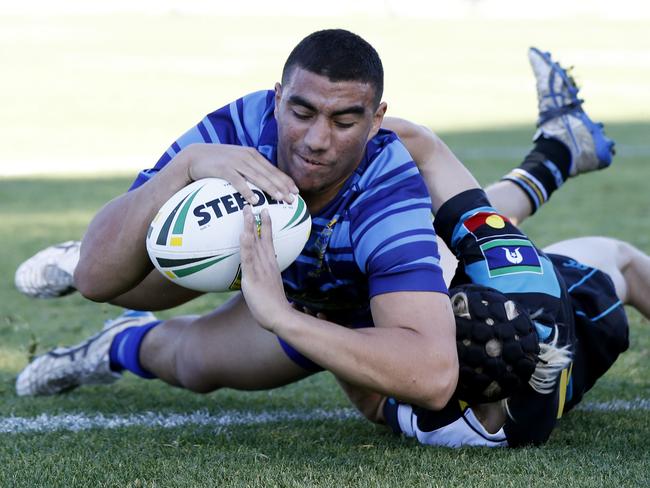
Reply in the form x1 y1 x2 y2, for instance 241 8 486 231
350 216 648 447
339 51 642 446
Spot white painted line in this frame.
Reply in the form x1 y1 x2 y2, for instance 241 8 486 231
1 399 648 434
575 398 650 412
0 408 360 434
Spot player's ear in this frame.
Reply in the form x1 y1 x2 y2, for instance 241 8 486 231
369 101 388 140
274 82 283 118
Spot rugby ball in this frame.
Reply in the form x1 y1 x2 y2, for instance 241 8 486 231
146 178 311 292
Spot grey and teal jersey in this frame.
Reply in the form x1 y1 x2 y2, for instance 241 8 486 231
386 189 628 447
430 189 575 447
129 90 447 326
434 189 565 329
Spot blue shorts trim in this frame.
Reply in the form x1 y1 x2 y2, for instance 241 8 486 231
277 337 324 372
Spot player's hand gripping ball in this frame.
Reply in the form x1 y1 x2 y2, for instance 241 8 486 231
146 178 311 292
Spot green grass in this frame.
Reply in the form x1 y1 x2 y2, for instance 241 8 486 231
2 121 649 487
1 11 650 488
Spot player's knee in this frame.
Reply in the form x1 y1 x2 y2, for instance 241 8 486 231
171 327 227 394
74 264 112 302
174 356 221 394
616 239 638 270
173 343 222 394
618 240 647 302
177 375 219 394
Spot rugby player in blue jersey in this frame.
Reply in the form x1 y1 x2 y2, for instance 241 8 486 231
16 29 459 406
15 34 626 442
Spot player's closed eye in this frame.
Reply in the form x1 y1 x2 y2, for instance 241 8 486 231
292 110 312 120
334 120 355 129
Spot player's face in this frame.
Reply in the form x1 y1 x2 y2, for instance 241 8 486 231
274 67 387 211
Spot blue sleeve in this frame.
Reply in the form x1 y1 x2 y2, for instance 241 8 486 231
128 90 275 191
350 139 447 298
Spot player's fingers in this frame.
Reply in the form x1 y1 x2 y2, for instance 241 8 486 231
246 148 298 193
257 207 269 236
226 171 260 206
241 149 298 203
239 206 256 263
259 208 275 251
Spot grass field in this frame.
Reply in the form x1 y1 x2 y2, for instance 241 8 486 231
1 9 650 488
2 121 649 487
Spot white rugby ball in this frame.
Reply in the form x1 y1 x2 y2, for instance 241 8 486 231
146 178 311 292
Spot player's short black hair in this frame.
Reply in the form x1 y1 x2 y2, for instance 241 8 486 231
282 29 384 108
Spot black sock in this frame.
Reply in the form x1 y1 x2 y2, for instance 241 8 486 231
535 136 572 179
500 137 571 213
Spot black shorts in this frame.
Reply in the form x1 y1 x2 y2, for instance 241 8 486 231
548 254 630 411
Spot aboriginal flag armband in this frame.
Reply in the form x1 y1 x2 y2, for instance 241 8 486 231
434 189 560 298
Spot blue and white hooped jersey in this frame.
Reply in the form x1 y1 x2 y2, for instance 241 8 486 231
129 90 447 326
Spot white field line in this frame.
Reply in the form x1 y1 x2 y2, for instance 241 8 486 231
574 398 650 412
2 399 649 434
0 408 360 434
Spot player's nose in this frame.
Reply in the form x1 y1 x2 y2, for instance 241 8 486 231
303 117 330 153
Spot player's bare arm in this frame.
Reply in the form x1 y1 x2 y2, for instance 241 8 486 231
240 206 457 410
75 143 297 302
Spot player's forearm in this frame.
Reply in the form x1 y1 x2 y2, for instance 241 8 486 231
75 153 193 301
272 309 457 411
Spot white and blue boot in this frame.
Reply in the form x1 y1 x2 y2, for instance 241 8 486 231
15 240 80 299
528 47 615 176
16 310 157 396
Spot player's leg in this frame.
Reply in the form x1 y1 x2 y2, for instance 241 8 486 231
335 378 386 423
543 236 650 318
489 48 614 225
389 47 614 229
109 269 204 311
13 239 201 310
14 240 80 298
140 293 314 392
17 293 314 396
